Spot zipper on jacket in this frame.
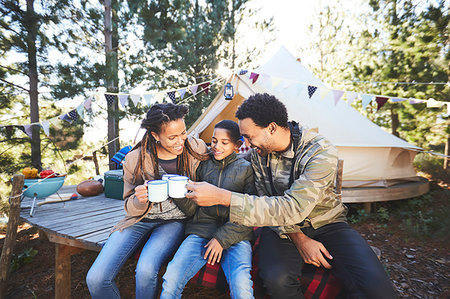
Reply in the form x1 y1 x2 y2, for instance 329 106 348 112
217 160 225 216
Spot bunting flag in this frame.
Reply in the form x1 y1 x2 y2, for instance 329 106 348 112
167 91 176 103
249 72 259 84
320 87 331 100
118 94 129 108
178 88 187 100
199 82 210 95
239 69 248 75
271 77 282 90
76 104 84 117
130 94 141 106
426 98 445 108
361 94 373 110
189 85 198 94
23 124 33 138
332 90 345 106
296 84 306 96
346 91 358 105
375 96 389 111
409 98 425 104
144 94 153 105
59 113 74 124
68 109 79 121
104 94 116 107
155 92 165 103
307 85 318 99
84 97 92 110
41 120 50 137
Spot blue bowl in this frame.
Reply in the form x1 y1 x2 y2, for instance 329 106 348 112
22 176 65 198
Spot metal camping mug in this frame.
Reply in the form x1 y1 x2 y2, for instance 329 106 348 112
147 180 168 202
168 176 189 198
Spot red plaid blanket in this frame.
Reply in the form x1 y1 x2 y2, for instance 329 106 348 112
190 228 344 298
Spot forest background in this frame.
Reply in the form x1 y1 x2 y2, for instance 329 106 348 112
0 0 448 212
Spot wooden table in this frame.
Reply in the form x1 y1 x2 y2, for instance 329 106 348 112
20 185 125 299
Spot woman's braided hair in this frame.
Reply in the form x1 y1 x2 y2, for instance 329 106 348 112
135 103 208 181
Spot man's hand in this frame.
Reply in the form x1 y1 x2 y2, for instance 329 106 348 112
204 238 223 265
185 181 231 207
134 182 149 204
288 232 333 269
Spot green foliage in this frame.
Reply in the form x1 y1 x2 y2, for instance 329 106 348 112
10 248 38 272
348 208 370 224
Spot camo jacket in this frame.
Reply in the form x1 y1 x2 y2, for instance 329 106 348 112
229 123 347 237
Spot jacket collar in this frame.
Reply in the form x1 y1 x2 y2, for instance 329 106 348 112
210 151 238 166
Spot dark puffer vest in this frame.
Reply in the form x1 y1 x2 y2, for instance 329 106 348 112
173 152 255 249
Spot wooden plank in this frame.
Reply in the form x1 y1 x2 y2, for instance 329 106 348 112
45 211 123 234
46 234 101 252
0 174 24 298
342 177 429 203
55 243 83 299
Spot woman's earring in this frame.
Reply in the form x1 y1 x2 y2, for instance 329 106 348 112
155 140 160 144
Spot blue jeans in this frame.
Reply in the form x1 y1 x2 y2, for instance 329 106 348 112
86 220 185 299
161 234 254 299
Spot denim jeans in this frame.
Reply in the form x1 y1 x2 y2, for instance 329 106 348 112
258 223 397 299
161 234 254 299
86 219 185 299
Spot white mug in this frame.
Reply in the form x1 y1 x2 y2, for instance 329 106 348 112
168 176 189 198
147 180 168 202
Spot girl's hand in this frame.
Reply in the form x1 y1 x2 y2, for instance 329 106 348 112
134 182 149 204
204 238 223 265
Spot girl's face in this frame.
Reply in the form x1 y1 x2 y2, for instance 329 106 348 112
151 118 187 159
211 128 240 161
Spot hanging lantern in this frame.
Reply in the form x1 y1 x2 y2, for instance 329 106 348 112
224 83 234 100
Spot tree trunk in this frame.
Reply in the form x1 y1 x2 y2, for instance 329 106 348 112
444 135 449 170
231 0 235 70
390 105 400 137
104 0 120 170
26 0 42 171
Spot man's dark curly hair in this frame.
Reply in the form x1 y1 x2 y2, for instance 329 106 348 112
235 93 288 128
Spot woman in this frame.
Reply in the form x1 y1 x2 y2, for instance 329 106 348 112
86 103 208 299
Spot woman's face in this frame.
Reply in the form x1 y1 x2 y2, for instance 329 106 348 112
211 128 239 161
151 118 187 159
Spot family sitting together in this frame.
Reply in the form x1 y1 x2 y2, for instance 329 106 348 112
86 93 397 299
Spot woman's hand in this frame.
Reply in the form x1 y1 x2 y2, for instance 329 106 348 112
204 238 223 265
134 182 149 204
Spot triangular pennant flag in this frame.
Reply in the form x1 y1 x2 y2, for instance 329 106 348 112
130 94 141 106
59 113 74 124
375 96 389 111
104 94 117 107
76 104 84 118
249 72 259 84
320 87 331 100
68 109 79 121
178 88 187 100
426 98 445 108
361 94 373 110
167 91 176 103
271 77 282 90
155 92 165 103
41 121 50 137
118 94 129 108
144 94 153 105
409 98 425 104
238 69 248 75
84 97 92 110
332 90 345 105
49 117 59 127
391 97 406 102
307 85 318 99
346 91 358 105
199 82 210 95
296 83 306 96
189 85 198 94
24 124 33 138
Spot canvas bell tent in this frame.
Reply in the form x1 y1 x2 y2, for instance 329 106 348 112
188 46 429 203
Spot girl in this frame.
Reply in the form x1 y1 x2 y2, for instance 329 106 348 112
86 103 208 299
161 120 255 299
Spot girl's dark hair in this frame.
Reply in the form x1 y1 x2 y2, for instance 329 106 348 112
134 103 208 180
214 120 241 143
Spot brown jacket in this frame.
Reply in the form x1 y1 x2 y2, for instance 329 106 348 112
112 136 208 232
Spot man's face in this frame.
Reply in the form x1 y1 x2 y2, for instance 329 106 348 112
238 118 273 156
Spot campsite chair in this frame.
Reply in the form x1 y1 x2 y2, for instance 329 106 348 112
111 145 132 169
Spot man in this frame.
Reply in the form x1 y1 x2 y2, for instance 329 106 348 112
186 93 396 298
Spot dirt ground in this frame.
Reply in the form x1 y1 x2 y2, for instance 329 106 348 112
1 183 449 298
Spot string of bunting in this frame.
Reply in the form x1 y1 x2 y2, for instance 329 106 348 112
240 70 450 114
0 77 222 139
